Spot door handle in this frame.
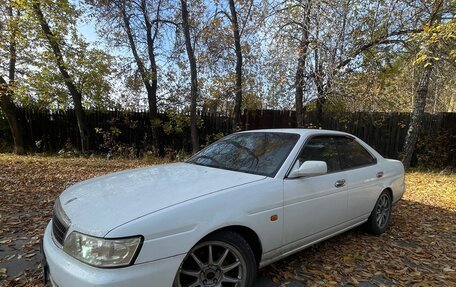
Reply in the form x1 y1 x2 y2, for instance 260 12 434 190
335 179 346 188
376 171 384 178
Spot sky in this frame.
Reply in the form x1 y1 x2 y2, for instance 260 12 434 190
76 13 130 57
77 20 98 43
73 0 99 45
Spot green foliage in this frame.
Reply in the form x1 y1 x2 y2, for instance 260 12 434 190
93 114 141 158
0 109 9 130
411 21 456 67
416 130 456 169
322 97 348 113
28 13 116 109
339 53 417 112
150 118 162 128
0 0 116 110
163 110 188 135
202 132 225 148
162 110 203 135
405 0 455 69
95 126 121 149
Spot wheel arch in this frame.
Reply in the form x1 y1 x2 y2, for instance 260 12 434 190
367 186 394 216
383 186 393 199
200 225 263 266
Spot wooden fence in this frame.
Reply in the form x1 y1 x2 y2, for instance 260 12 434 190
242 110 455 167
0 109 455 166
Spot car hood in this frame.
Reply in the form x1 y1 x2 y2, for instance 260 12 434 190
58 163 266 237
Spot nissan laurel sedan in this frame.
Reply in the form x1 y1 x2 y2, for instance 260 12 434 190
41 129 405 287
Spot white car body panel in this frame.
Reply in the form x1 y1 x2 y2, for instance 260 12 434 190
283 171 348 244
59 163 266 237
42 128 406 287
43 224 184 287
107 178 284 264
344 163 383 219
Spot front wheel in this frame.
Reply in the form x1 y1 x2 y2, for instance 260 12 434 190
365 190 392 235
173 231 257 287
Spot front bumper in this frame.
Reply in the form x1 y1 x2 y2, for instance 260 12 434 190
42 222 185 287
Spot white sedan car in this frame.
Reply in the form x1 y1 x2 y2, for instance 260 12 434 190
41 129 405 287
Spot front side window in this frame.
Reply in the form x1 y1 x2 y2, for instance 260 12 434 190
293 136 341 173
187 132 300 177
336 137 376 169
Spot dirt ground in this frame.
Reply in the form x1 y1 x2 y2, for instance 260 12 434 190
0 154 455 287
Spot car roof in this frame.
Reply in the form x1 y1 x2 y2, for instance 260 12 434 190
236 128 353 137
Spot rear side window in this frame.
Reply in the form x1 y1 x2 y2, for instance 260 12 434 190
296 136 341 173
336 137 376 169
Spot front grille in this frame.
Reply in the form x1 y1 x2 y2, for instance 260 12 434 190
52 214 68 246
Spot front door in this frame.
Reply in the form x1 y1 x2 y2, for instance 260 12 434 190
283 136 348 248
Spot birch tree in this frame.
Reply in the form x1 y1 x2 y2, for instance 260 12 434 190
402 0 453 168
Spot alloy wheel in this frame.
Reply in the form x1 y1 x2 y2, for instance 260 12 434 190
376 193 391 228
175 241 247 287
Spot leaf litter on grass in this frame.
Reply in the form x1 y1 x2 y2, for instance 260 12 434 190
0 154 455 286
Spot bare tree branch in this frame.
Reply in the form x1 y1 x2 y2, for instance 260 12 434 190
336 29 424 70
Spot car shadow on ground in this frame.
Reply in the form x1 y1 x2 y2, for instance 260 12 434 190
1 199 455 287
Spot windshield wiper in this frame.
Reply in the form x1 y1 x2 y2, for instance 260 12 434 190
190 155 223 168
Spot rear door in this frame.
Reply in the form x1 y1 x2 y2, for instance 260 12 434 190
335 137 382 220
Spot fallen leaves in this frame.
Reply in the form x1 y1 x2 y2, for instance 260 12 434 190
343 255 354 265
0 154 153 287
23 253 36 259
0 154 455 286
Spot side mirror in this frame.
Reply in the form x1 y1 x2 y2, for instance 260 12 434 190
288 161 328 178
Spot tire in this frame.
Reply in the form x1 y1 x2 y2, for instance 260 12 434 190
173 231 257 287
365 190 392 235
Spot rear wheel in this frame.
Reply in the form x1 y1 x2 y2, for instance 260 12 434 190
173 231 257 287
366 190 392 235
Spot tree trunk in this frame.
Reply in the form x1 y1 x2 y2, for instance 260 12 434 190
140 0 162 154
140 0 159 118
312 3 326 128
0 4 25 154
314 61 325 127
295 42 305 128
228 0 243 130
181 0 199 153
32 3 90 153
402 64 433 168
121 3 154 110
0 78 24 155
402 1 443 168
316 97 325 127
294 0 311 128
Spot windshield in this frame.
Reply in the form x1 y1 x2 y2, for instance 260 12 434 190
187 132 300 177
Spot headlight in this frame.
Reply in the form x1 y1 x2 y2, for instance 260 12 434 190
63 232 143 268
